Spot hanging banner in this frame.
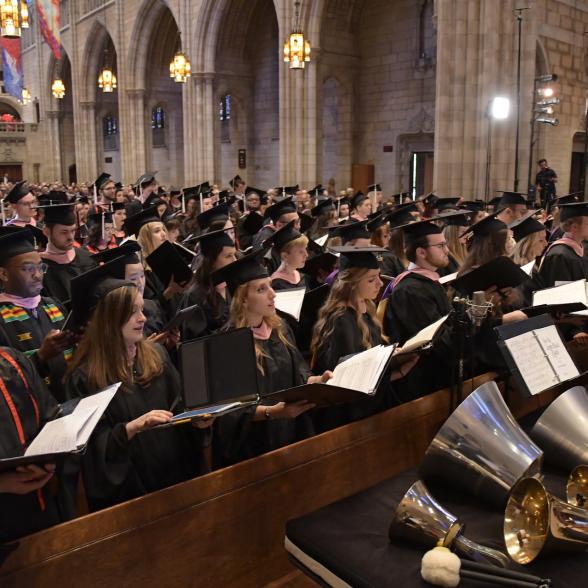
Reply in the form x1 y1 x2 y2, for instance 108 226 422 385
36 0 61 60
0 38 23 101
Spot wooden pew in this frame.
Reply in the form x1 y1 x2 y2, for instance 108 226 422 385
0 373 561 587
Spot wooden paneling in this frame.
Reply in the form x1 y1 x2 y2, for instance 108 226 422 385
0 373 558 587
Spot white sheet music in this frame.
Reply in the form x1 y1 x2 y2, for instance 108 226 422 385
314 234 328 247
399 314 450 353
521 260 535 276
533 279 587 307
25 383 120 456
439 272 458 285
504 327 579 396
327 345 395 395
274 288 306 321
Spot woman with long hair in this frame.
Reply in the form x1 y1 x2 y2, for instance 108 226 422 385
211 250 332 465
83 211 117 254
440 211 472 272
180 228 237 339
65 267 210 510
265 221 309 291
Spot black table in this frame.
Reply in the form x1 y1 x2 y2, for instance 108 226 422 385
285 468 586 588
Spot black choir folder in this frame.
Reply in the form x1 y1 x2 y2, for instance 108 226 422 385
495 314 588 397
0 383 120 472
453 256 528 294
146 241 193 287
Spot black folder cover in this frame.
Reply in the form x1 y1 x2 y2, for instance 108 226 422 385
453 256 528 294
146 241 193 287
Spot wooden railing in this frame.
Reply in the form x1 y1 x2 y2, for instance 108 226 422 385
0 122 26 134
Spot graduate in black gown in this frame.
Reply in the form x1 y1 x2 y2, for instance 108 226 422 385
40 199 96 304
0 347 75 542
538 201 588 286
179 228 236 340
265 220 309 291
211 249 332 466
64 263 211 511
0 228 75 403
311 247 417 430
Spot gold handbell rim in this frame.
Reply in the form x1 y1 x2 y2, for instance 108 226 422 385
567 464 588 508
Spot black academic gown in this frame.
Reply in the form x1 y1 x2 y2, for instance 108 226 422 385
0 348 74 543
214 320 314 467
179 285 231 340
379 252 405 278
42 248 96 305
385 273 454 400
0 297 72 403
313 307 389 432
64 345 208 511
538 243 588 287
143 298 166 338
271 274 308 292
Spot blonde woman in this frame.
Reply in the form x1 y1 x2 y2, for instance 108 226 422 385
264 221 309 290
211 250 332 465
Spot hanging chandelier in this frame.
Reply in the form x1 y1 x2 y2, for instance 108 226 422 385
0 0 29 39
98 66 117 92
52 78 65 99
20 87 31 105
283 0 310 69
170 50 191 83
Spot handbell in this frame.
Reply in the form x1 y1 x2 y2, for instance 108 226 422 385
530 386 588 470
390 480 510 567
504 476 588 564
567 465 588 508
419 381 543 506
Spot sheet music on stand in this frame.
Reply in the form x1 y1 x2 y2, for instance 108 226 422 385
532 279 588 316
495 315 580 397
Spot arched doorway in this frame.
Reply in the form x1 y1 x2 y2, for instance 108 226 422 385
58 52 75 183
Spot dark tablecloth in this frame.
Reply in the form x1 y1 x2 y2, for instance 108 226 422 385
286 467 586 588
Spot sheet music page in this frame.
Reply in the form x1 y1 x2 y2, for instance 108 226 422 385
314 234 328 247
533 279 587 307
520 260 535 276
439 272 458 285
25 383 120 456
327 345 394 394
400 314 450 353
534 326 579 382
274 288 306 321
504 332 559 395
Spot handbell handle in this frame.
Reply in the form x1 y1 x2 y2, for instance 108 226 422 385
454 534 510 568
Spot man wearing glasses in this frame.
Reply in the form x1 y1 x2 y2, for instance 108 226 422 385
3 181 37 228
0 228 74 403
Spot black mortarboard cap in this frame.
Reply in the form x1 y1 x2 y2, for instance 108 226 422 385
262 220 301 252
331 246 387 271
488 196 502 209
143 193 166 210
87 210 113 229
245 186 264 197
498 191 526 207
400 220 443 244
328 220 370 244
0 227 36 265
4 181 30 204
76 195 90 205
91 240 142 268
436 197 461 211
94 173 112 191
459 212 507 239
509 211 545 242
184 181 211 197
187 228 235 257
460 200 485 212
274 185 299 197
242 212 264 236
435 209 473 227
197 202 231 230
123 206 161 237
453 256 528 295
266 197 297 222
308 185 324 196
423 193 439 207
350 191 368 210
559 202 588 222
115 182 123 192
212 248 269 295
302 252 338 279
43 203 76 226
38 190 68 206
229 175 243 189
311 198 335 217
555 193 582 206
112 201 126 212
145 241 193 287
366 212 388 233
387 204 418 229
368 184 382 192
70 259 135 328
134 172 157 188
299 212 315 235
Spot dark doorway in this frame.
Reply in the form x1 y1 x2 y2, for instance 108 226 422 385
570 132 585 195
0 164 23 182
68 164 77 184
410 151 434 197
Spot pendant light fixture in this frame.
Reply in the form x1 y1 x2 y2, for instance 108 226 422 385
283 0 310 69
0 0 29 39
169 2 191 83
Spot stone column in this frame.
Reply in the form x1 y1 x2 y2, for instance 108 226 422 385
120 89 147 183
77 101 98 183
45 110 62 181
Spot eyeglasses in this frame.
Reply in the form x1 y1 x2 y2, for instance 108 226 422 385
19 263 48 275
426 242 449 250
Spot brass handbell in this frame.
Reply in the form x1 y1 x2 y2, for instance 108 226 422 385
567 465 588 508
504 476 588 564
390 480 510 567
530 386 588 470
420 381 543 506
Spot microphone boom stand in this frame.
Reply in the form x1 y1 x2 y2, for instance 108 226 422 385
450 297 471 412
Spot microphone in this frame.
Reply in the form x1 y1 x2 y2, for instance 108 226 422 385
467 290 492 327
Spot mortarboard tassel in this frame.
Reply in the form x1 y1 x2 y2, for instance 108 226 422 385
101 212 105 241
181 193 186 214
0 199 5 226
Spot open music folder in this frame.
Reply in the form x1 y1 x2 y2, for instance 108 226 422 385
531 279 588 316
495 314 586 397
0 383 121 472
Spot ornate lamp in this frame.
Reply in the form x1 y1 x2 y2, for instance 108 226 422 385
98 66 117 93
169 50 191 83
283 0 310 69
0 0 29 38
21 87 31 105
52 78 65 99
